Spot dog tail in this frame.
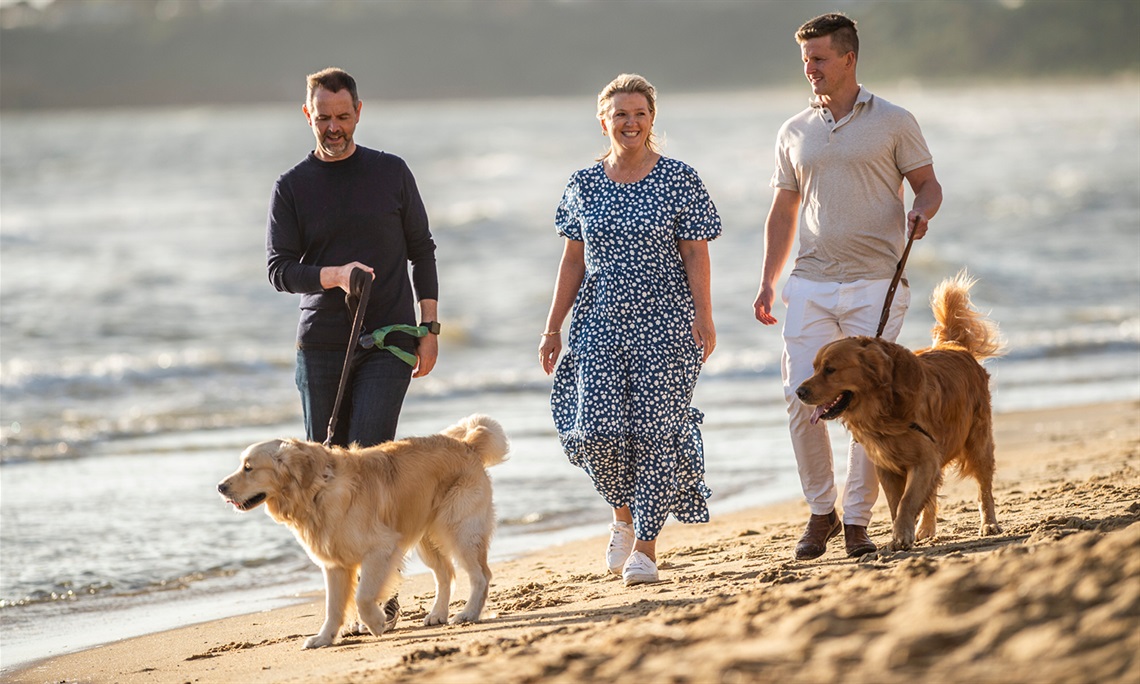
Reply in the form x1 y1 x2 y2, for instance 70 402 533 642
930 270 1006 361
444 414 510 467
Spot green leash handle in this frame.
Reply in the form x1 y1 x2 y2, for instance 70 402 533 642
359 324 427 367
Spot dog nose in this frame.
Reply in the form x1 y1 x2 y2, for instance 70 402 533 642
795 385 810 401
217 482 228 495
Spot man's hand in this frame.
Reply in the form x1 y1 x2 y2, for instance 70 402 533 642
413 332 438 378
754 283 779 326
320 262 374 292
907 210 930 240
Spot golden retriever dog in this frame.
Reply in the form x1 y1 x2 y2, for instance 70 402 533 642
796 272 1005 552
217 414 509 649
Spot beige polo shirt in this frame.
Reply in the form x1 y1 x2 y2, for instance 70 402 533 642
771 87 933 283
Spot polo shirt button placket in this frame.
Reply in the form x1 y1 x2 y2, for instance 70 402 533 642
824 112 835 141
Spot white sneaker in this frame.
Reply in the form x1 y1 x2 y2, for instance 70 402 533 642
622 550 659 586
606 521 635 575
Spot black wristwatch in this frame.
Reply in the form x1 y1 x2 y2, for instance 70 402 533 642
420 321 441 335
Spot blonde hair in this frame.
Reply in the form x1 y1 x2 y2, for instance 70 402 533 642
596 73 661 159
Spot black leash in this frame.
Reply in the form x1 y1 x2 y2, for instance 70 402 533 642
875 232 915 339
324 268 371 448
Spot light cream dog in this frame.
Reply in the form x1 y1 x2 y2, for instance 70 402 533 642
796 272 1005 551
217 414 509 649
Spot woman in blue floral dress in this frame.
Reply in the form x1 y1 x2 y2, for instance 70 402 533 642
539 74 721 586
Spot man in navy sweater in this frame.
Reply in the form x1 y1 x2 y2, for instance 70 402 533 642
266 67 439 633
267 67 439 449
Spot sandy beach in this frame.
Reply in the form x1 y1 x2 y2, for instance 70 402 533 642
9 400 1139 684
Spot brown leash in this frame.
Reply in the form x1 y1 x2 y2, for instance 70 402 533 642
874 231 934 443
875 232 915 339
324 268 371 447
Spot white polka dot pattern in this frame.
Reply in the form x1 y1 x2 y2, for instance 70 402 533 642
550 157 721 541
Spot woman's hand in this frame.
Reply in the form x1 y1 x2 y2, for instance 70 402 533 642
679 239 715 363
692 314 716 363
540 240 584 376
539 332 562 375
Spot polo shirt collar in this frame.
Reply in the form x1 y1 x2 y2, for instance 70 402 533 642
809 85 873 110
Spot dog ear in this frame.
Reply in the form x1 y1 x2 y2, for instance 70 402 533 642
278 440 320 492
881 342 924 419
858 338 894 387
857 339 922 420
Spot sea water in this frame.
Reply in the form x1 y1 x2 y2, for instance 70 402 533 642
2 81 1138 669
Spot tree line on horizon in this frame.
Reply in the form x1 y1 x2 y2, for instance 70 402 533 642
1 0 1136 110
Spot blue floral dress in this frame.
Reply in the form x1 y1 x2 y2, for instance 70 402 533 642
551 156 721 541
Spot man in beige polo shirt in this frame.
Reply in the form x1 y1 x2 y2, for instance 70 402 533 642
753 13 943 560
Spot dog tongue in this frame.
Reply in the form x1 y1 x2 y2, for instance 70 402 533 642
809 405 827 425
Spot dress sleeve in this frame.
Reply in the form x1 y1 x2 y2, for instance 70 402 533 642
554 173 584 241
675 166 722 242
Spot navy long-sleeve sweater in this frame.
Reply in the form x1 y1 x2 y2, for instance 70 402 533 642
266 146 438 351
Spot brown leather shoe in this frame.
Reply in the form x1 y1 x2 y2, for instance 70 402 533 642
844 524 877 557
794 511 842 560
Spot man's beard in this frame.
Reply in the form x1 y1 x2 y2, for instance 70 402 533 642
321 133 351 156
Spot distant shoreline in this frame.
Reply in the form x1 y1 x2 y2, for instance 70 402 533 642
3 0 1136 111
2 74 1139 114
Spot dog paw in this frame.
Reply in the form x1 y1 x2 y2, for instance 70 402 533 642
341 621 368 636
423 612 449 626
451 612 480 625
303 634 334 649
890 521 916 551
889 532 915 551
981 523 1002 536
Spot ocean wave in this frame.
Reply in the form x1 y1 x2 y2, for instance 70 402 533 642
0 551 308 610
999 319 1140 361
1 321 1136 464
2 311 1134 401
0 347 293 397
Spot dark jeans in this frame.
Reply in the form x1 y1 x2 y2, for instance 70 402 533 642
296 347 413 447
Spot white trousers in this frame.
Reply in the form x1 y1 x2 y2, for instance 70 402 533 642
779 275 910 526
